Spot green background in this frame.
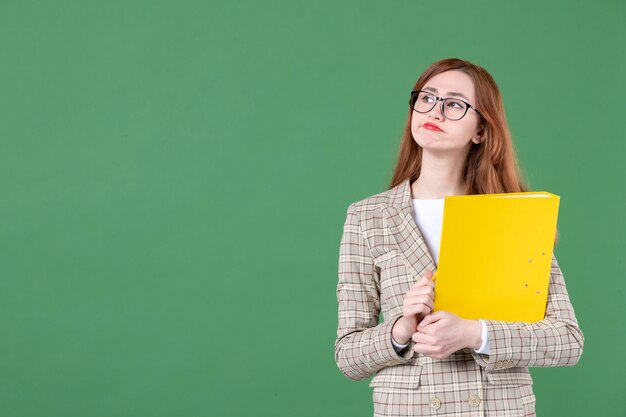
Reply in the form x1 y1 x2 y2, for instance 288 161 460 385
1 1 624 416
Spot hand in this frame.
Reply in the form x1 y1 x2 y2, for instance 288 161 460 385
411 311 482 359
391 270 435 345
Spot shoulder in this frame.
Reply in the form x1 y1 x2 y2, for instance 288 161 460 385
349 189 392 211
346 179 409 216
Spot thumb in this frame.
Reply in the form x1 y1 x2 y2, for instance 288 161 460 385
419 310 445 328
418 269 434 285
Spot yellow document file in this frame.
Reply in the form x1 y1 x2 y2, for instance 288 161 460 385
433 192 560 322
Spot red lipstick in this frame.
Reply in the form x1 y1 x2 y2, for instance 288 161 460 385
422 122 443 132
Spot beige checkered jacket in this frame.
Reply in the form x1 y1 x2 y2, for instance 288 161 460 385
335 179 584 417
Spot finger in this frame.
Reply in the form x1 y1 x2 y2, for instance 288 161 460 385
407 284 435 296
404 295 434 311
413 270 436 287
412 341 441 357
413 343 431 355
404 305 432 318
412 270 432 283
406 285 435 299
404 297 434 313
413 344 449 360
408 280 433 290
419 311 446 328
405 293 434 306
411 331 436 345
404 291 435 305
403 299 433 316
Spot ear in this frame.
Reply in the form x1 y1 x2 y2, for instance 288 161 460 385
471 124 486 144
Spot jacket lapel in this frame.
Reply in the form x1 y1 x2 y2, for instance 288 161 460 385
382 179 437 278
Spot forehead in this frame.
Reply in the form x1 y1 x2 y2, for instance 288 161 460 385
423 70 475 101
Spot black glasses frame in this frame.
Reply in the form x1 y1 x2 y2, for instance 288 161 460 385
410 90 483 121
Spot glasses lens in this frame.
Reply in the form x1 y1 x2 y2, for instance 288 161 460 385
412 91 436 113
410 91 471 120
442 98 468 120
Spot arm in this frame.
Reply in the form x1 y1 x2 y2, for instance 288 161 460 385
471 255 584 370
334 203 414 381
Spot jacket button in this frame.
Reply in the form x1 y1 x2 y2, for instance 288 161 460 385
430 397 441 410
494 360 503 369
463 348 471 353
468 394 481 407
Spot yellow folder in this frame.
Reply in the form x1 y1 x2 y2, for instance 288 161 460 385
432 192 560 322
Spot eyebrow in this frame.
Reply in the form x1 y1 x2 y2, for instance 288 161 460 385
423 86 470 101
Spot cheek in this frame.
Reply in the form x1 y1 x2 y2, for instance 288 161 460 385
410 116 420 138
446 121 477 141
460 118 480 135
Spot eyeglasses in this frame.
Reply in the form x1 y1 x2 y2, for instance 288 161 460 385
409 90 483 121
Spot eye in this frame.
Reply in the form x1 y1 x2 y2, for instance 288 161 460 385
421 94 435 103
446 99 465 109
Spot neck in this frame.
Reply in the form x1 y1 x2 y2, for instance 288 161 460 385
411 150 468 199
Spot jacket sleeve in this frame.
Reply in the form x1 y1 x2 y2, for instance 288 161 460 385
334 203 414 381
472 255 584 371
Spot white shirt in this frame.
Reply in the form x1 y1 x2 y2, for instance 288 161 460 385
391 199 490 355
411 199 445 265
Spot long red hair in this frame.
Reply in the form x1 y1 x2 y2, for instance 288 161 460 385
388 58 561 243
389 58 529 194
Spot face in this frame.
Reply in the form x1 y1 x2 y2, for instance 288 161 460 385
410 70 483 155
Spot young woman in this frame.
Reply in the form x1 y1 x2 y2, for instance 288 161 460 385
334 58 583 417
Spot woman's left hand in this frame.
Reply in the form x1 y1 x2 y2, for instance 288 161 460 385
412 311 482 359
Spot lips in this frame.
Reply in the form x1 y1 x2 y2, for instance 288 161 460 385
422 122 443 132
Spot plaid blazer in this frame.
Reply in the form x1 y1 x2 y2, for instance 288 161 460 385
335 179 584 417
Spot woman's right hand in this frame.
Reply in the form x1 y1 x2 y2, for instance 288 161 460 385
391 270 435 345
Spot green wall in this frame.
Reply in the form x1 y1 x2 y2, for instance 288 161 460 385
1 1 624 416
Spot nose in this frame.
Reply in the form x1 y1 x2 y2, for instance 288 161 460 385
427 98 445 121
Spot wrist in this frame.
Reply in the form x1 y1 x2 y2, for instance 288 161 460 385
465 319 483 350
391 317 412 345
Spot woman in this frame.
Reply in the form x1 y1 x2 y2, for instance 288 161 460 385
334 58 583 417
